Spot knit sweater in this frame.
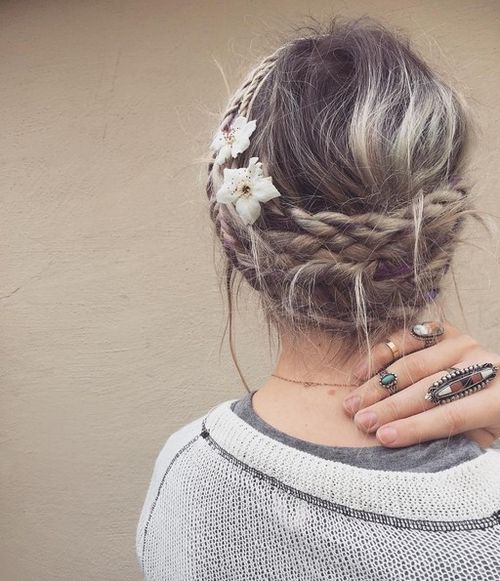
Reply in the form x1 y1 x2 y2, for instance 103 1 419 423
136 396 500 580
231 391 487 472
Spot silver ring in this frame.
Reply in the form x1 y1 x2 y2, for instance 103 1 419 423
410 321 444 348
378 369 399 395
424 363 498 405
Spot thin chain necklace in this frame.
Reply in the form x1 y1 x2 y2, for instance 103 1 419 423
271 373 359 389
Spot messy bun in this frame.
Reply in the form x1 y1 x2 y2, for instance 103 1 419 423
206 16 479 375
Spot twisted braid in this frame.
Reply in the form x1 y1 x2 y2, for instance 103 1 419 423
224 46 284 121
265 188 470 266
222 185 471 327
206 20 478 346
207 46 285 248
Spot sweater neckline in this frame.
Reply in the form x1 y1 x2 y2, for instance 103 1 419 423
202 398 500 523
230 391 484 472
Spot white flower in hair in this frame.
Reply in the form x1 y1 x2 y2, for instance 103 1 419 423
210 115 257 165
216 157 281 225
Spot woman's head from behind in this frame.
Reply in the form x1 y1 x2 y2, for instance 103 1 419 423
207 16 477 367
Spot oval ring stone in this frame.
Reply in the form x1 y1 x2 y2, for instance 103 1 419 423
380 373 396 386
411 321 444 339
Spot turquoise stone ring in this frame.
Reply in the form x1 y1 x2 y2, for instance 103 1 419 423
378 369 398 394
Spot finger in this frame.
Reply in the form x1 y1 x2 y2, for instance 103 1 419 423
374 366 500 448
463 427 498 448
353 320 457 382
343 332 479 416
352 358 490 433
353 369 445 433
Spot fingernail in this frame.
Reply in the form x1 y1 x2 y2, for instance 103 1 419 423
355 411 378 431
343 396 361 414
377 426 397 445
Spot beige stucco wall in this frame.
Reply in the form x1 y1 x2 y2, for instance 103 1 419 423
1 1 499 579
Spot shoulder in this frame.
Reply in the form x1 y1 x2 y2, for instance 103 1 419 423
135 399 236 567
153 412 205 471
150 396 240 470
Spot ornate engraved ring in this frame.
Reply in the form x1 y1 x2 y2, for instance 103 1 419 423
424 363 498 405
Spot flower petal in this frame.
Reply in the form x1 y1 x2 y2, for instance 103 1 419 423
235 196 262 225
231 115 248 130
231 134 251 158
215 183 237 204
246 157 263 180
210 130 225 153
231 119 257 157
223 167 247 187
215 143 232 165
239 119 257 140
251 176 281 203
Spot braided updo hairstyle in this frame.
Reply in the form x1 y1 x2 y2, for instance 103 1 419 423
206 16 480 380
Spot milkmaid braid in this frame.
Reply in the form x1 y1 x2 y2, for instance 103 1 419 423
206 16 480 365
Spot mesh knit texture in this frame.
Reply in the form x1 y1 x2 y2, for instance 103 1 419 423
136 399 500 580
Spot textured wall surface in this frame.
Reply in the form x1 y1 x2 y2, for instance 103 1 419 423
1 1 500 580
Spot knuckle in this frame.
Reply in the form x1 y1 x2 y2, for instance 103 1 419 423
356 386 377 409
442 405 464 433
483 353 500 368
443 321 460 337
400 353 427 380
364 389 382 408
381 395 402 419
461 334 480 351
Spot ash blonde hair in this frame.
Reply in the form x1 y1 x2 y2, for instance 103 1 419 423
206 16 481 389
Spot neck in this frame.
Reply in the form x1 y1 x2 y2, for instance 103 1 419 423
252 330 382 447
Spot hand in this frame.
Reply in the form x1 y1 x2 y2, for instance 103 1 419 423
342 321 500 448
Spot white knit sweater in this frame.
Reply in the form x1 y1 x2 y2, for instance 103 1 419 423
136 398 500 580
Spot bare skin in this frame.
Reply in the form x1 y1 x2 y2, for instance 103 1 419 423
252 321 500 449
253 335 380 448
